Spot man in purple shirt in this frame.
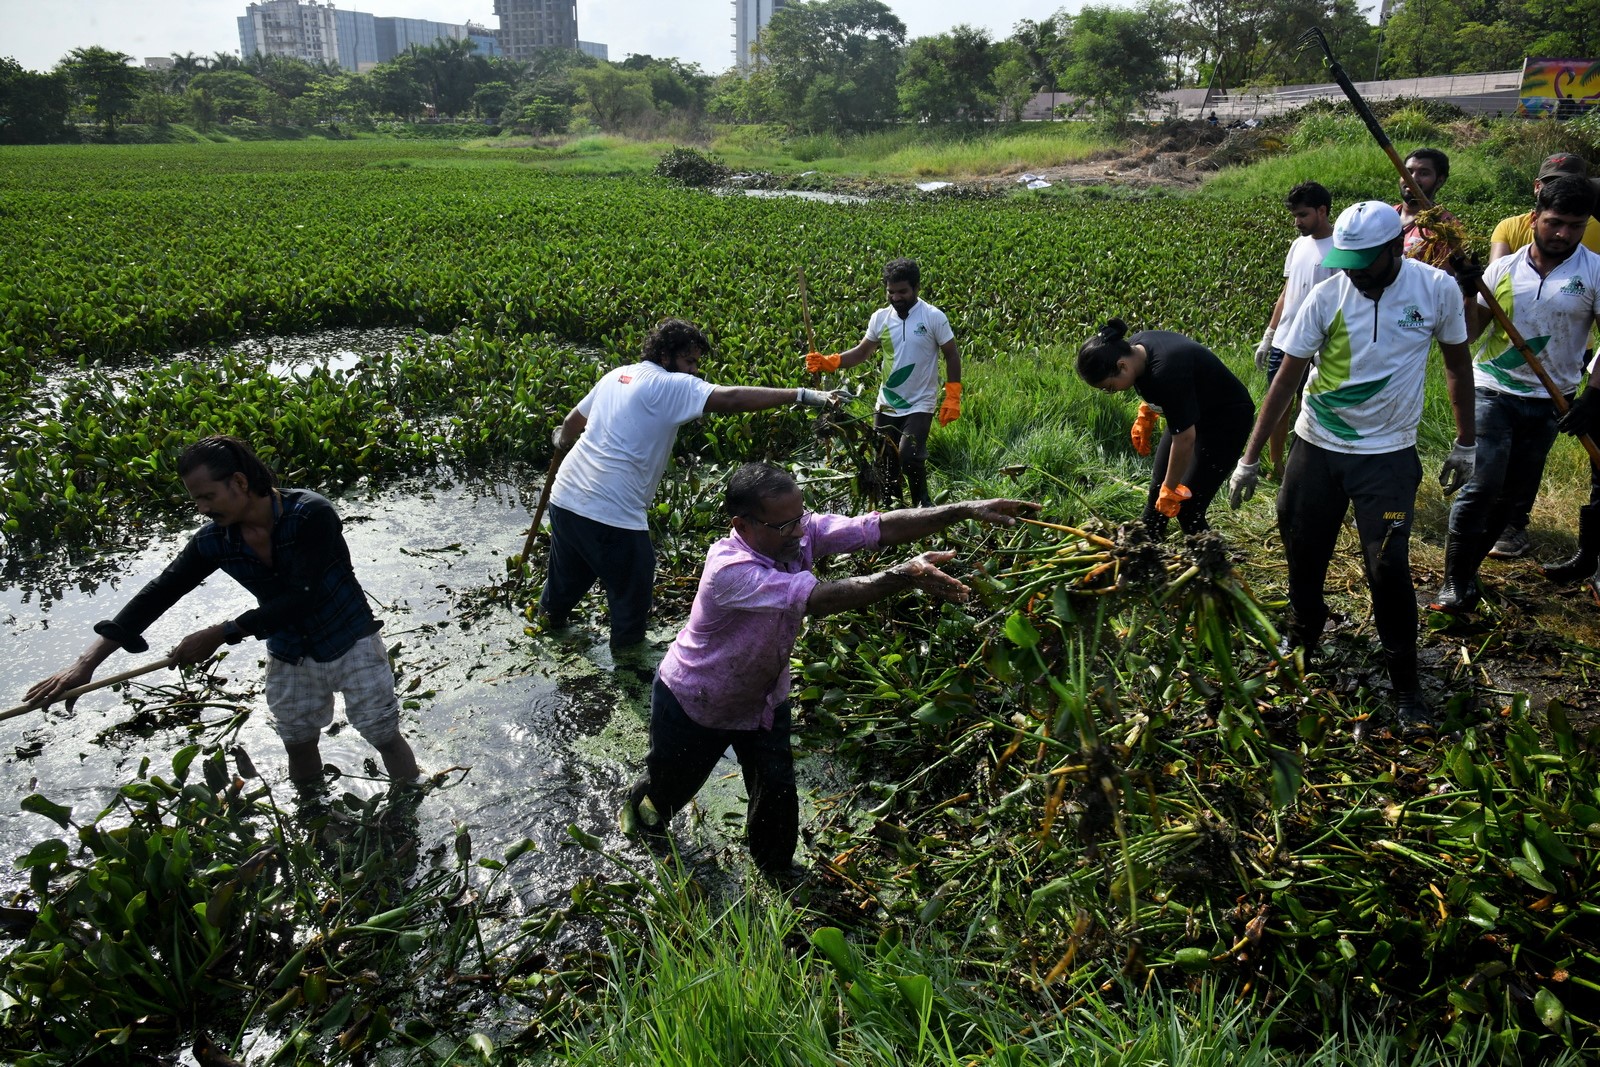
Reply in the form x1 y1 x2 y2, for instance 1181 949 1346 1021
622 461 1036 878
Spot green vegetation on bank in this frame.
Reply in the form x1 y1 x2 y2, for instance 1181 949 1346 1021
3 129 1600 1065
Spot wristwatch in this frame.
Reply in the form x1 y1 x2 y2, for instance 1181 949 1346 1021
221 620 245 645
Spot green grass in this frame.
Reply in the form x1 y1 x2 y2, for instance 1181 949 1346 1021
555 864 1587 1067
489 122 1117 179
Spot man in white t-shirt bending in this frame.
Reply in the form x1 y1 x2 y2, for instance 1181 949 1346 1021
540 318 841 649
805 258 961 507
1229 201 1477 730
1252 181 1336 474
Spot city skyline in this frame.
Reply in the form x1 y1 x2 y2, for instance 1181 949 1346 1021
0 0 1100 75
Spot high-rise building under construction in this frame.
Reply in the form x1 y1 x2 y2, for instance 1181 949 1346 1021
493 0 579 60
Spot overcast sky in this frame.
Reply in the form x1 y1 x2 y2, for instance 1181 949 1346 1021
0 1 1099 75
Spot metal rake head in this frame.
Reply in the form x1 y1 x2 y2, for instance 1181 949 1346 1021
1296 25 1332 60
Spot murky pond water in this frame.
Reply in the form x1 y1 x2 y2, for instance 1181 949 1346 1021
0 477 661 902
0 331 804 914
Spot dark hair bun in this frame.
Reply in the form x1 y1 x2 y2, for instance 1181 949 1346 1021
1099 318 1128 343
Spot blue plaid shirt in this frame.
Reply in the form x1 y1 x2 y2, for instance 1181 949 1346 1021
97 489 379 663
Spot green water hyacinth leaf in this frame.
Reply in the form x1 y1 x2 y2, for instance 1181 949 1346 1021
1003 611 1040 648
566 824 603 850
1535 987 1566 1031
1508 856 1556 892
20 794 72 830
811 926 861 981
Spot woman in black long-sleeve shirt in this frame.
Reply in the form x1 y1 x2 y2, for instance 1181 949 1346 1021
1077 319 1255 538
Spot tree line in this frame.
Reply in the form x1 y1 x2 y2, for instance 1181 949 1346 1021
1 0 1593 143
0 40 711 143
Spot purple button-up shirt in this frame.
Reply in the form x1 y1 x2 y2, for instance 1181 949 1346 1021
657 511 881 730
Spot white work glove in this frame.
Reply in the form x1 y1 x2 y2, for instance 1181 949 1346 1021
1438 441 1476 495
1228 460 1261 509
1254 327 1275 372
797 387 848 408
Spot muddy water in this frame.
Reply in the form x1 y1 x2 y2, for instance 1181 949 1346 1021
1 478 660 902
0 332 795 911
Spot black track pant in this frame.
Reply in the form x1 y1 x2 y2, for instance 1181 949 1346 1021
1276 441 1421 690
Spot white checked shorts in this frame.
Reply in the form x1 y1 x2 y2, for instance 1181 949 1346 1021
263 632 401 747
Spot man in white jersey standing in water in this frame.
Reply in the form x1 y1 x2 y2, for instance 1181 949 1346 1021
538 318 842 650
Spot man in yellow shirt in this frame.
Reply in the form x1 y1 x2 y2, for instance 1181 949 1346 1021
1489 153 1600 261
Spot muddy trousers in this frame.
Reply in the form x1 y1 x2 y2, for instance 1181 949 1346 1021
1277 442 1421 690
630 676 798 874
1448 388 1564 542
539 505 654 648
1143 407 1254 536
874 410 935 507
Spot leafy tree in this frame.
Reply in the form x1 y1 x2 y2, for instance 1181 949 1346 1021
370 60 424 120
473 80 515 122
303 72 371 124
990 43 1039 122
1514 0 1600 60
245 52 322 103
898 25 998 122
168 52 210 92
760 0 907 130
572 64 653 130
408 38 490 118
0 57 72 144
511 95 572 134
1009 11 1070 93
188 70 268 123
1054 3 1174 122
132 83 177 127
188 84 217 130
59 46 145 136
620 55 714 117
706 67 779 123
1376 0 1592 77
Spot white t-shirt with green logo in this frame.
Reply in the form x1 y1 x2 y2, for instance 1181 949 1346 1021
865 300 954 415
1277 258 1468 454
1472 245 1600 397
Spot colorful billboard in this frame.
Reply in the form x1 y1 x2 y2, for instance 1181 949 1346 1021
1518 57 1600 117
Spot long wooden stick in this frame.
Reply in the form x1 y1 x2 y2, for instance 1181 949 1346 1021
1301 26 1600 468
1 656 178 722
797 266 818 354
518 449 567 563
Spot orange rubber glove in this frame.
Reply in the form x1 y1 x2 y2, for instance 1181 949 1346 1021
806 351 841 373
1130 403 1160 456
938 382 962 426
1155 483 1192 518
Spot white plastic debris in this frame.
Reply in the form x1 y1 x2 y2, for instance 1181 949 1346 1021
916 181 953 191
1026 179 1052 189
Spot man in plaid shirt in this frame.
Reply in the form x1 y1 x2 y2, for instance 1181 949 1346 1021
26 436 419 786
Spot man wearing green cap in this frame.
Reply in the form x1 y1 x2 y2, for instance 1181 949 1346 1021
1228 200 1477 730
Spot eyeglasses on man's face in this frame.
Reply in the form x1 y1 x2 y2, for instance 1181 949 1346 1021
750 510 809 536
